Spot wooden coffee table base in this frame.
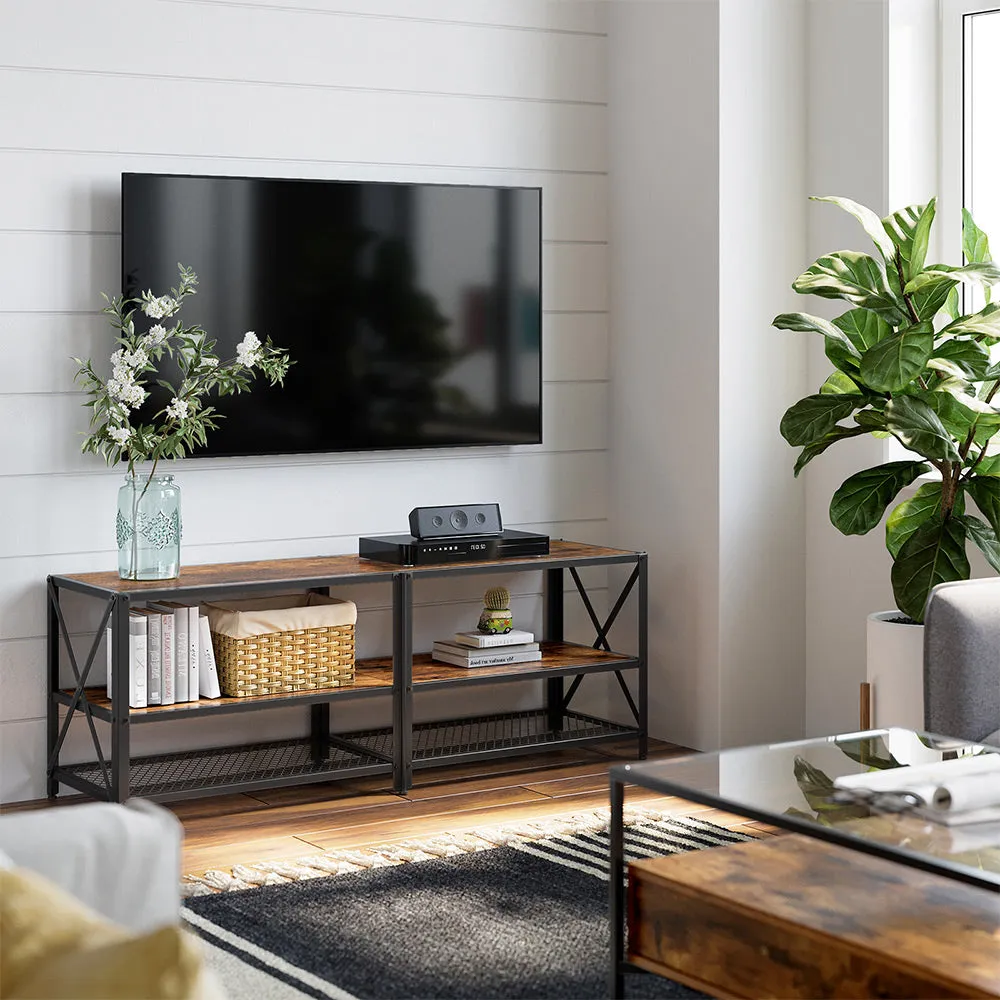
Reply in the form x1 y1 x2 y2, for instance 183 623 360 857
628 834 1000 999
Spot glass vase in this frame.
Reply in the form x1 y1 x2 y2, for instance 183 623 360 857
116 473 182 580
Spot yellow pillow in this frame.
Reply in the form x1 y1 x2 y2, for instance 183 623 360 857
0 867 210 999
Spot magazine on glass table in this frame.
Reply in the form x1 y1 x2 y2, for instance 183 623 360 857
832 752 1000 827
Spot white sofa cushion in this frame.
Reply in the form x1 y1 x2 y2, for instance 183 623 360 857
0 800 182 932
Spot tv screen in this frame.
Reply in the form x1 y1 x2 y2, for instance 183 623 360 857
121 173 542 457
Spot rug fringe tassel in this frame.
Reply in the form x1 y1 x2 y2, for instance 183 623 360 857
180 806 712 897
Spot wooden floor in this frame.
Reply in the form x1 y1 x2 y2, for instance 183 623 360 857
164 739 767 876
3 740 771 876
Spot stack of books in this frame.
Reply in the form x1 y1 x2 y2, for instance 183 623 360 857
106 603 223 708
431 629 541 669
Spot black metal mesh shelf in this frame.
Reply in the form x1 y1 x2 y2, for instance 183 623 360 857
347 709 636 762
59 737 388 799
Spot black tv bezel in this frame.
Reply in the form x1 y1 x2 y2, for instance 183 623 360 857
120 171 544 459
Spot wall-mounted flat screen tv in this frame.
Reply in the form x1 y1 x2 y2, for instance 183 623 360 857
121 173 542 457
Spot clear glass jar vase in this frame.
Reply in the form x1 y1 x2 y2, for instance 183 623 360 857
116 473 182 580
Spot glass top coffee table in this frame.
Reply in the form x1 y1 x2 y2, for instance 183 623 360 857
609 728 1000 998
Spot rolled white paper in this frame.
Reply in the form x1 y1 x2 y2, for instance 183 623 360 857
931 773 1000 813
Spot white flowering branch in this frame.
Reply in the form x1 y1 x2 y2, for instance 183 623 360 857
73 264 292 482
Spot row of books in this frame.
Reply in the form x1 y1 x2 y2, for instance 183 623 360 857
108 602 222 708
431 629 542 669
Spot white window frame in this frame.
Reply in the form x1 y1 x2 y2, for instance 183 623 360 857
940 1 1000 275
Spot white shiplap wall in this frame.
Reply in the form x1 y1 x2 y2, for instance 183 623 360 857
0 0 614 802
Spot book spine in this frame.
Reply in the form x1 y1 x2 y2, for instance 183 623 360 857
432 650 543 668
129 614 148 709
160 614 175 706
187 605 200 702
146 612 162 706
174 610 189 702
198 615 222 699
453 631 534 648
434 641 539 658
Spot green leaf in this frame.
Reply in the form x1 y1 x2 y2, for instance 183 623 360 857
911 279 959 324
958 514 1000 574
826 308 891 371
813 196 897 265
943 285 961 322
940 302 1000 341
891 517 970 622
925 357 972 385
905 261 1000 295
793 252 906 323
885 482 945 558
931 338 991 380
854 408 887 432
780 394 860 447
963 207 992 264
908 198 936 278
820 371 863 395
858 322 934 392
973 453 1000 476
915 390 981 440
792 425 867 477
965 475 1000 539
882 203 926 279
884 395 962 462
773 311 862 361
830 461 930 536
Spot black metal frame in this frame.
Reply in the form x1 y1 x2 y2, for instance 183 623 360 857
46 546 648 803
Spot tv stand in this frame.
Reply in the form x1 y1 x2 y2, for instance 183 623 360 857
46 540 647 803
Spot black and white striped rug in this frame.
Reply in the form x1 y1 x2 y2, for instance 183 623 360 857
183 811 753 1000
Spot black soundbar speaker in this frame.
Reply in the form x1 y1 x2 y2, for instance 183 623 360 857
409 503 503 538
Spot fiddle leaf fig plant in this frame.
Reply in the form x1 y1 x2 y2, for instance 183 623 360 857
775 197 1000 622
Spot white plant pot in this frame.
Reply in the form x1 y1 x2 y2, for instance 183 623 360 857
866 610 925 732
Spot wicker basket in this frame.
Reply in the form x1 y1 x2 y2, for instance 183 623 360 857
203 594 356 698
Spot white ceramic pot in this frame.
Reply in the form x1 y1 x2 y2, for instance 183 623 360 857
865 610 924 731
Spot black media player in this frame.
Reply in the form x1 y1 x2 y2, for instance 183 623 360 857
359 529 550 566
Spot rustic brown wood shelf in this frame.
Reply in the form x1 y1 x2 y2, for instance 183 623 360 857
47 540 647 802
57 643 637 724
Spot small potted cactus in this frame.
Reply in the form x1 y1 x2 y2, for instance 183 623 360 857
478 586 513 634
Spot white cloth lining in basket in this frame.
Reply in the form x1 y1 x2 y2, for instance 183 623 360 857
203 593 357 639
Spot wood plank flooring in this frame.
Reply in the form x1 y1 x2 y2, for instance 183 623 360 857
3 740 771 877
166 740 762 876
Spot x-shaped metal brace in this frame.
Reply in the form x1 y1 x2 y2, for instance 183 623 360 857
559 565 641 725
47 581 114 794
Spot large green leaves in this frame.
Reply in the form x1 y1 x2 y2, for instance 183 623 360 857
813 196 897 265
905 261 1000 295
958 514 1000 573
858 322 934 392
829 461 930 536
792 425 867 477
780 394 860 446
884 395 962 462
820 371 863 395
881 200 936 282
885 482 953 558
940 302 1000 340
772 312 862 361
965 475 1000 539
794 252 907 323
972 453 1000 476
826 308 890 372
964 208 992 264
891 517 970 622
911 280 959 324
931 337 991 379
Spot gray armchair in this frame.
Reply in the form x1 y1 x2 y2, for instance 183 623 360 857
923 578 1000 745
